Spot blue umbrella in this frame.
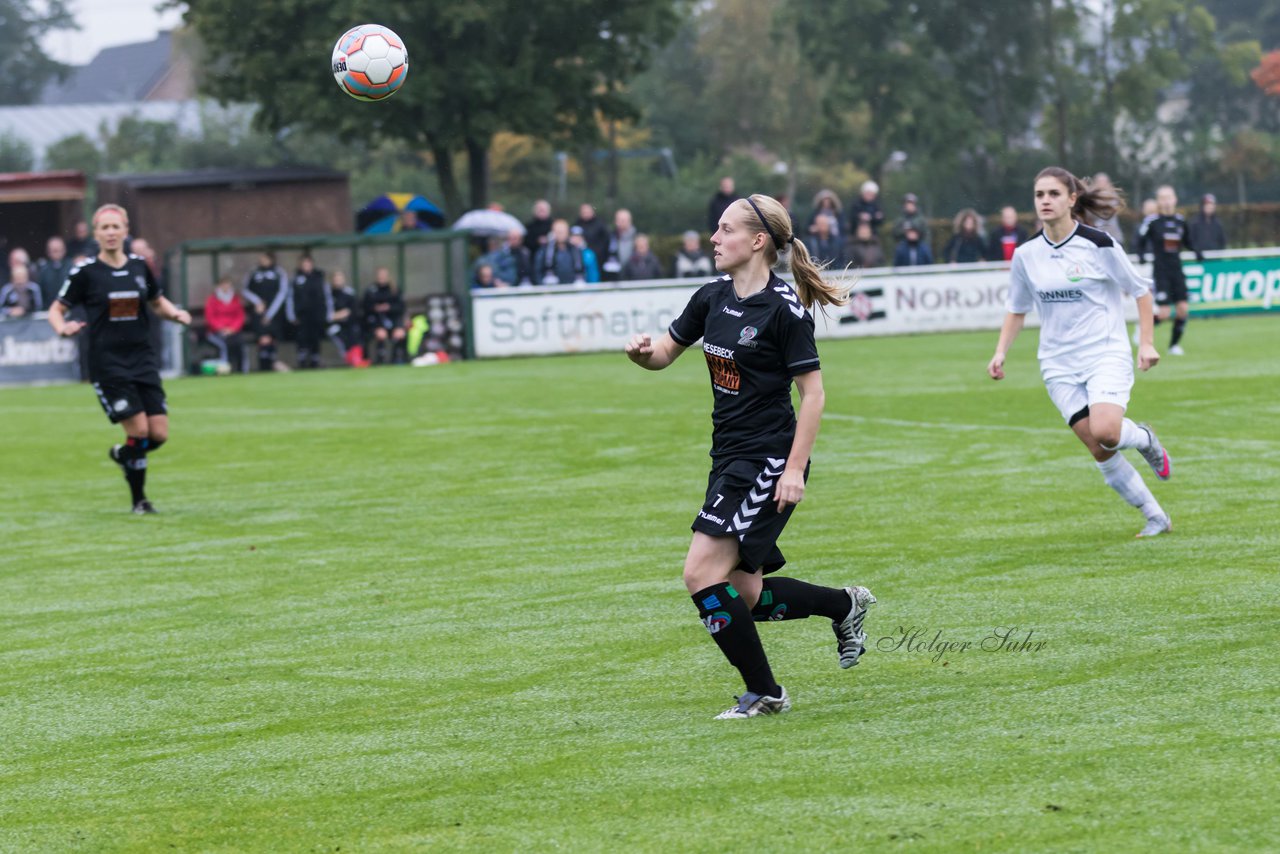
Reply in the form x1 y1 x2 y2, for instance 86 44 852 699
357 193 445 232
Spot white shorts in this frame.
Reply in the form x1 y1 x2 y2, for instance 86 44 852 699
1043 354 1133 424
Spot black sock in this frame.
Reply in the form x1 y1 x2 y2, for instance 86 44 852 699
118 436 149 504
1153 314 1162 326
692 582 779 697
1170 317 1187 346
751 577 852 622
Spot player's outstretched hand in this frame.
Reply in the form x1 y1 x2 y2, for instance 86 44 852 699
987 353 1005 380
1137 344 1160 372
59 320 86 337
775 468 805 511
624 333 653 363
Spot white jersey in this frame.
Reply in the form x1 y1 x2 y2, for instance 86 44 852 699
1007 222 1150 379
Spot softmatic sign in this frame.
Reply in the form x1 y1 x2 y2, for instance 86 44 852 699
0 316 80 386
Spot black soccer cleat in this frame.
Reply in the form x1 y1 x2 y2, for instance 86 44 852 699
132 500 158 515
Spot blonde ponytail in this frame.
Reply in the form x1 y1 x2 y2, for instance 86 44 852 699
745 193 848 311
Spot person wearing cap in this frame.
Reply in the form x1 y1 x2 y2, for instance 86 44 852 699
847 180 886 235
893 224 934 267
1189 193 1226 252
892 192 929 242
569 225 601 283
673 230 713 278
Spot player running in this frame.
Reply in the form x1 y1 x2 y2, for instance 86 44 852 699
47 204 191 514
625 193 876 720
988 167 1172 539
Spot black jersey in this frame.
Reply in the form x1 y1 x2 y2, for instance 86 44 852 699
57 255 161 382
669 273 821 462
293 269 331 321
1137 213 1201 270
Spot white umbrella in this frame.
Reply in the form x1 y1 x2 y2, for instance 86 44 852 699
452 209 526 237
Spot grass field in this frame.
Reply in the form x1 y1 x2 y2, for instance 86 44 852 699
2 316 1278 853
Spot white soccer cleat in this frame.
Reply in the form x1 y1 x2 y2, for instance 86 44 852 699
1137 423 1171 481
1169 344 1185 356
1136 513 1172 538
714 686 791 719
833 586 877 669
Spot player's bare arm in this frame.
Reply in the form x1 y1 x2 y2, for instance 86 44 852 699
625 331 686 370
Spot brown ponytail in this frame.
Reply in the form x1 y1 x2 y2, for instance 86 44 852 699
1035 166 1125 223
745 193 848 311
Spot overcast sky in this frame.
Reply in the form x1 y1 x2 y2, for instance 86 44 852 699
42 0 185 66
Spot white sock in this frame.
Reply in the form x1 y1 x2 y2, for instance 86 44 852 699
1097 454 1162 518
1100 418 1150 452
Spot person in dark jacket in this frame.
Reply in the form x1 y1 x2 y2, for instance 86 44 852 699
574 203 611 264
362 266 407 365
892 193 929 242
621 234 664 281
292 255 330 369
706 176 737 234
1189 193 1227 252
893 226 935 267
986 206 1030 263
804 213 844 268
243 251 293 372
943 209 988 264
523 199 553 256
846 222 886 269
35 236 73 309
534 220 587 285
847 180 886 235
326 270 366 366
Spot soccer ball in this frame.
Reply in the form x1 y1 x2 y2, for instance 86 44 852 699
331 24 408 101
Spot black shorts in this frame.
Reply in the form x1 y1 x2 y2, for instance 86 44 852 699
92 377 167 424
691 457 808 574
1153 267 1188 305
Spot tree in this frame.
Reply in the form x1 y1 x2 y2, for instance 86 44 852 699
0 131 34 171
1253 50 1280 95
0 0 76 105
179 0 679 215
45 133 102 174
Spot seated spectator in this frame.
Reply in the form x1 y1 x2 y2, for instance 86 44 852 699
807 189 843 238
574 203 611 264
472 262 499 289
672 230 713 278
846 221 886 269
805 214 844 268
603 208 637 281
569 226 600 283
621 233 664 280
293 255 329 369
482 228 532 287
534 219 587 285
1 263 42 317
8 247 31 274
326 270 367 367
893 226 934 267
986 206 1030 262
36 236 72 308
65 220 95 261
1190 193 1227 251
203 276 248 373
892 193 929 242
848 180 886 235
943 209 988 263
362 266 407 365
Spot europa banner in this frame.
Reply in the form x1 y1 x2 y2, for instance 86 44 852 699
1182 254 1280 315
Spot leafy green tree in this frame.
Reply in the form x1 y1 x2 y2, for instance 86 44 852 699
0 131 34 171
45 133 102 174
179 0 678 215
0 0 76 105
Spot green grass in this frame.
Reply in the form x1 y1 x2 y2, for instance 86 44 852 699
2 316 1278 853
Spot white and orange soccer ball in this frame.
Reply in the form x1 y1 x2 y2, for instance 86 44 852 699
331 24 408 101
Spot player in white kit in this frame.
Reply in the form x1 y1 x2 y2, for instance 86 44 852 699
987 167 1173 538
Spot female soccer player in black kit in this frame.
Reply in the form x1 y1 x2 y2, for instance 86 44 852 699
48 204 191 513
625 194 876 719
1137 185 1202 356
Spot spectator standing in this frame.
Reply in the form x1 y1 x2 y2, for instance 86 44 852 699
326 270 366 366
1189 193 1227 252
362 266 407 365
707 176 737 234
36 236 73 309
1088 173 1126 245
243 251 293 372
603 209 637 281
892 193 929 242
483 228 532 287
943 209 988 263
673 230 713 278
847 180 886 236
1 263 42 317
804 214 844 268
65 220 96 261
293 255 331 369
894 226 935 267
846 222 886 269
574 203 611 264
986 206 1030 262
523 199 554 256
621 234 664 281
807 189 843 238
569 226 600 283
534 220 587 285
202 276 247 373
